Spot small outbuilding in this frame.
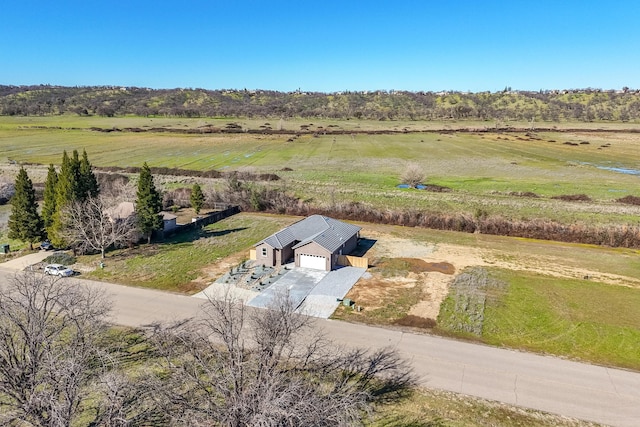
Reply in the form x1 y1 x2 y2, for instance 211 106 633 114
254 215 361 271
161 212 178 233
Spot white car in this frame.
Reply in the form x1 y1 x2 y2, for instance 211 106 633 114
44 264 74 277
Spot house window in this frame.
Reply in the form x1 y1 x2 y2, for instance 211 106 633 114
261 248 267 257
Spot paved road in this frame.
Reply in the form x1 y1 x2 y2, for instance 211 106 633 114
1 265 639 426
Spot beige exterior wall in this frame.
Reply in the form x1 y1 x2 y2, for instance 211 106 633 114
295 242 333 270
254 242 275 267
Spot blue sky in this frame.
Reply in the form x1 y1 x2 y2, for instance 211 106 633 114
1 0 639 92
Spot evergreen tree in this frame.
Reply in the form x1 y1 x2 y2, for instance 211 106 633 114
8 168 43 249
50 151 75 247
55 151 75 206
70 149 82 200
190 183 205 215
135 163 163 244
41 164 58 235
78 149 99 199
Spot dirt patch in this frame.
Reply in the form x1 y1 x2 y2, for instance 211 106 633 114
408 272 453 320
372 257 454 275
188 252 248 292
394 315 436 329
346 276 417 311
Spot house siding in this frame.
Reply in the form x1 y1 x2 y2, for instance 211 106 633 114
342 233 359 254
295 242 333 270
254 242 275 267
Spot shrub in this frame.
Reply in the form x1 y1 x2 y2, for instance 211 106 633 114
44 252 77 265
617 195 640 206
509 191 540 198
551 194 592 202
401 163 425 188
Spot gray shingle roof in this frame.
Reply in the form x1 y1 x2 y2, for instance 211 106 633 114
258 215 361 253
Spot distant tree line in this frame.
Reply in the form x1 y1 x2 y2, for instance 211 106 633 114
2 85 640 122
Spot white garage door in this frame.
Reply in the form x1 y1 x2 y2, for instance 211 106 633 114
299 254 327 270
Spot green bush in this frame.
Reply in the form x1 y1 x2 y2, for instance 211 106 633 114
44 252 77 265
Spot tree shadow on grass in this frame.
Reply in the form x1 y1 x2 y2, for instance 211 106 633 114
163 227 249 245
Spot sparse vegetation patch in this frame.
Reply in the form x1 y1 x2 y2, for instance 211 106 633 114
437 267 506 336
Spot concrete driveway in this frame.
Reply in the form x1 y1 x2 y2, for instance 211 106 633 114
297 266 367 317
0 250 52 271
200 265 366 318
247 267 328 309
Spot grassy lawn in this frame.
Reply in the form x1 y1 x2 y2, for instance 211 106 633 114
437 268 640 371
370 388 599 427
0 204 30 252
84 213 292 292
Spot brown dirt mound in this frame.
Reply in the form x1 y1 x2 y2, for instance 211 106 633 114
551 194 592 202
509 191 540 198
617 195 640 206
394 315 436 329
373 258 455 275
423 184 452 193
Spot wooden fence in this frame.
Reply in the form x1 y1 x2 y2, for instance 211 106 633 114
337 255 369 269
162 206 240 237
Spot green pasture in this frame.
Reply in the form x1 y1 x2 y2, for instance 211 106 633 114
438 268 640 370
1 116 640 225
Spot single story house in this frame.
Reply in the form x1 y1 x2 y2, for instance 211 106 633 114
107 201 135 221
254 215 361 271
107 201 177 233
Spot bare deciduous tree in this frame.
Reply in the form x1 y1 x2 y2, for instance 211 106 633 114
0 272 110 426
62 195 137 258
401 163 425 188
148 293 415 426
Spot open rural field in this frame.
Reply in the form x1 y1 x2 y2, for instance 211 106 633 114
1 116 640 228
333 220 640 371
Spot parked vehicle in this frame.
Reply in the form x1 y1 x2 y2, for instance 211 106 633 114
44 264 74 277
39 241 54 251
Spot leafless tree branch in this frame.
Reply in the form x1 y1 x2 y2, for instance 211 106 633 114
0 272 110 426
62 195 137 258
147 291 416 426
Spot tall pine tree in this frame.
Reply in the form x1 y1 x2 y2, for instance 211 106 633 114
79 149 99 199
49 151 75 247
135 162 163 243
42 163 58 236
190 183 205 215
70 149 82 200
8 168 43 249
49 149 100 247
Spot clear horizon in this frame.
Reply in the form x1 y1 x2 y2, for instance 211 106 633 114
2 1 639 93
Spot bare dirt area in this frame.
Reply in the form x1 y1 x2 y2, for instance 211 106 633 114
347 233 466 324
189 251 249 292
